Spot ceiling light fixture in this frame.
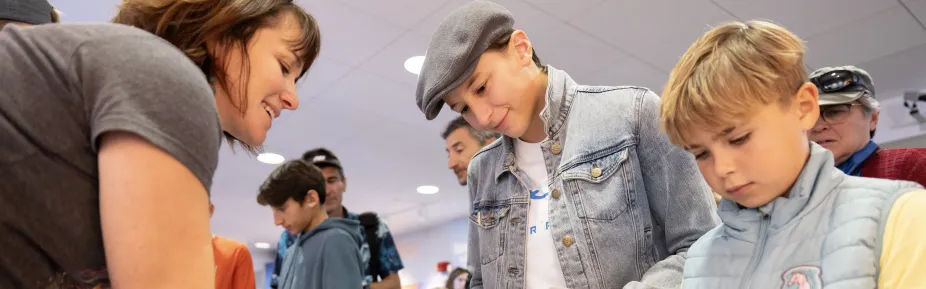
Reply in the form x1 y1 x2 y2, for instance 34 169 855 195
257 153 285 164
416 185 439 195
404 55 426 75
254 242 271 249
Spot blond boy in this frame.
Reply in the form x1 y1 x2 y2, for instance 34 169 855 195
661 20 926 288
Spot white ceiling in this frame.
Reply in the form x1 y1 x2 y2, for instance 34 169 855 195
50 0 926 255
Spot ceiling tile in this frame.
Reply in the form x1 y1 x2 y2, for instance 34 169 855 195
903 0 926 26
318 69 438 129
570 0 737 72
260 96 386 158
51 0 119 23
522 0 602 22
411 0 562 39
356 32 430 87
337 0 451 29
713 0 898 37
574 57 669 93
300 0 407 67
528 23 627 75
805 6 926 69
298 57 355 99
854 44 926 100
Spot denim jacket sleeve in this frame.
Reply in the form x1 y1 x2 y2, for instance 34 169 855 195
624 89 719 289
467 166 485 289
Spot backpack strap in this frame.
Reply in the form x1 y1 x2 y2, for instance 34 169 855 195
358 212 381 282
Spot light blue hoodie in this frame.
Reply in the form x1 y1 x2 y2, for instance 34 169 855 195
278 218 365 289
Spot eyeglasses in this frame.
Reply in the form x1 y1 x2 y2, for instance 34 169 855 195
819 103 861 125
811 70 864 93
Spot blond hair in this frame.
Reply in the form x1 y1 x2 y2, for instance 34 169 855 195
661 20 807 146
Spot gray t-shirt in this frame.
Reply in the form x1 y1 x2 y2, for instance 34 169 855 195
0 24 221 288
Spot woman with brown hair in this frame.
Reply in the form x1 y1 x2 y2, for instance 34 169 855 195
0 0 319 288
444 268 471 289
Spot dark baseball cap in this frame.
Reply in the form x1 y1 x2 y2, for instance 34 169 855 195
809 65 875 106
301 147 342 171
415 0 515 120
0 0 54 25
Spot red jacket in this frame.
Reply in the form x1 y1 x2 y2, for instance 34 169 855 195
859 147 926 187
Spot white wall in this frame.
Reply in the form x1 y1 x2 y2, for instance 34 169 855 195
393 217 470 289
872 96 926 145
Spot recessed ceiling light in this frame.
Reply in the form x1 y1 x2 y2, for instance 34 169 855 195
416 185 439 195
254 242 271 249
257 153 285 164
404 55 425 75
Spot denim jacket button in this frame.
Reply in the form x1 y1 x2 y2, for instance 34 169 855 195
508 267 520 275
510 217 522 224
562 235 575 247
551 188 561 200
551 143 562 155
591 167 602 178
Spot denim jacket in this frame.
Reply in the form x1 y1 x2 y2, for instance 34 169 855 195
466 66 719 289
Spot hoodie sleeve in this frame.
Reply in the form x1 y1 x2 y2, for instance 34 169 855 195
321 231 365 289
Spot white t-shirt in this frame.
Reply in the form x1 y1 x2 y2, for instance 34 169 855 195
515 138 568 289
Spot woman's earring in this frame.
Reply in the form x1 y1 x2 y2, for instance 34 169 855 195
208 76 216 92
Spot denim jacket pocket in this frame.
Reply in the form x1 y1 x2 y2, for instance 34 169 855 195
561 147 632 220
469 203 510 265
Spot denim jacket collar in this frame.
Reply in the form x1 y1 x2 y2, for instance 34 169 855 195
494 65 574 182
719 142 842 231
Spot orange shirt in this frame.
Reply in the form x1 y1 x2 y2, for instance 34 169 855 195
213 235 256 289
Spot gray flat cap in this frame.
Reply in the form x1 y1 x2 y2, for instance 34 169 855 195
0 0 54 25
415 0 515 120
809 65 875 106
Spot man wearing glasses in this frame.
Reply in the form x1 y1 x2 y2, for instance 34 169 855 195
809 66 926 186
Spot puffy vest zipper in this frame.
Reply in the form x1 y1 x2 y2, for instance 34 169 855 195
739 212 771 289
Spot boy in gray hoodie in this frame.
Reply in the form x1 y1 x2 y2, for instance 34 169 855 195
258 160 366 289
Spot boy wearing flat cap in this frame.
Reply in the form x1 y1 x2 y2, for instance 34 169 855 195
414 1 718 288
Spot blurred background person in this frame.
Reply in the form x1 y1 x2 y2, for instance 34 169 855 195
443 116 499 186
809 66 926 186
444 268 470 289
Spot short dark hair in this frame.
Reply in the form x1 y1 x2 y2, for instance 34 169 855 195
442 116 500 145
257 160 326 208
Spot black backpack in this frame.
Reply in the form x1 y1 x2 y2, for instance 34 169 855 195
358 212 381 282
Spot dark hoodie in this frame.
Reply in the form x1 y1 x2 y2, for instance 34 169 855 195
278 218 365 289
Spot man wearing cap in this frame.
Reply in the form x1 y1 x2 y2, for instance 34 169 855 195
443 116 499 186
414 1 718 288
271 148 404 289
809 66 926 186
0 0 58 27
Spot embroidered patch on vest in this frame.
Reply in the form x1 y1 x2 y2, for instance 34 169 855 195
781 265 822 289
